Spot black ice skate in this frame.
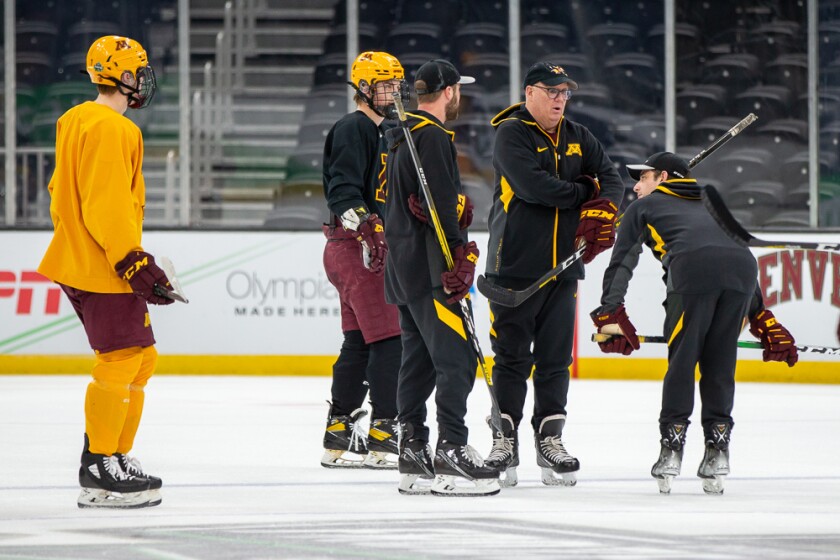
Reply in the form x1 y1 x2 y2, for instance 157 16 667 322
321 406 369 468
397 423 434 495
535 414 579 486
78 451 152 509
651 422 687 494
364 418 399 469
484 413 519 487
432 440 500 497
698 423 731 495
116 453 163 506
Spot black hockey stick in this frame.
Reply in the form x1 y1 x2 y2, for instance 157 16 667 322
591 333 840 356
478 113 762 308
392 93 503 435
702 184 840 252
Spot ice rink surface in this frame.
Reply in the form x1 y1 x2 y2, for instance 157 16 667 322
1 374 839 559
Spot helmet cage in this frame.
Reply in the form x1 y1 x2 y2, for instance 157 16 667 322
106 65 157 109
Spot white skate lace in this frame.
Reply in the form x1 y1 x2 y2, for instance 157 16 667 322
119 455 146 477
104 455 133 481
460 444 486 467
540 436 573 463
347 414 367 452
486 433 513 462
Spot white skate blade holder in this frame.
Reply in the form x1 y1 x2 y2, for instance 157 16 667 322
398 473 433 495
540 468 577 487
701 476 725 495
153 256 189 303
656 475 674 495
320 449 367 469
362 451 397 470
499 467 518 488
77 488 153 509
431 475 501 497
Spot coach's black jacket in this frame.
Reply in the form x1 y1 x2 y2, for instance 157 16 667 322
593 179 763 317
485 103 624 288
383 110 467 305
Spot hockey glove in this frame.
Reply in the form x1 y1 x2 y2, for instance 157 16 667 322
576 174 601 200
590 305 640 355
575 198 617 264
115 251 175 305
749 309 798 367
356 213 388 275
408 193 473 230
441 241 479 304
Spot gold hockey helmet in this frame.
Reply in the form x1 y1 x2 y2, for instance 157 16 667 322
86 35 156 109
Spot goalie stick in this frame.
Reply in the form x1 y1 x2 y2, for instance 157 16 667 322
702 184 840 252
591 333 840 356
478 113 761 307
392 93 503 434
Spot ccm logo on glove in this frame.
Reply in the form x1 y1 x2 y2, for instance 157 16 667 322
115 251 174 306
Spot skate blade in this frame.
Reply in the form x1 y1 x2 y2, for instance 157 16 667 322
147 488 163 507
499 467 518 488
430 475 500 497
398 474 433 495
77 488 152 509
362 451 398 470
701 476 725 495
655 475 674 494
540 468 577 487
320 449 366 468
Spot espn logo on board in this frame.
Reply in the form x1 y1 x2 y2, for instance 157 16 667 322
0 271 61 315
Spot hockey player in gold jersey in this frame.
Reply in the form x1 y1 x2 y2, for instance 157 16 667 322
39 35 171 509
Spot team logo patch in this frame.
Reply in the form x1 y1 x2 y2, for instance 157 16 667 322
548 64 565 75
566 143 582 156
93 62 103 72
115 39 131 50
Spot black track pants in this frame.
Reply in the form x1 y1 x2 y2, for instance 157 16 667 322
660 289 752 438
490 278 577 432
396 291 477 445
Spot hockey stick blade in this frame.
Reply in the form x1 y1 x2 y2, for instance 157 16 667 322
591 333 840 355
153 256 189 303
702 185 840 251
477 246 586 307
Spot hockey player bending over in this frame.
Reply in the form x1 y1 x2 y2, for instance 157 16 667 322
320 52 407 469
384 59 499 496
591 152 798 495
38 36 171 508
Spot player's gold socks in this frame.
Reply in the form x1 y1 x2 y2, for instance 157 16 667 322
85 347 144 455
117 345 158 453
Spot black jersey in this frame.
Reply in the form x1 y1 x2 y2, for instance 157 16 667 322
595 179 760 315
383 110 467 305
322 110 389 218
485 103 624 287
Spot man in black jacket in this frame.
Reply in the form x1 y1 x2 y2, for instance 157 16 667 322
591 151 798 495
384 59 499 497
320 51 406 470
483 62 624 488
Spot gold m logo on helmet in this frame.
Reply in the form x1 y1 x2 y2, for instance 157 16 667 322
566 143 582 156
115 39 131 50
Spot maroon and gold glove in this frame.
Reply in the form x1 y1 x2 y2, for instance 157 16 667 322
590 305 640 355
356 213 388 275
456 193 473 229
408 193 473 230
575 198 617 264
115 251 174 305
441 241 479 304
749 309 798 367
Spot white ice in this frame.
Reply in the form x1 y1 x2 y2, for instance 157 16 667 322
1 374 839 559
